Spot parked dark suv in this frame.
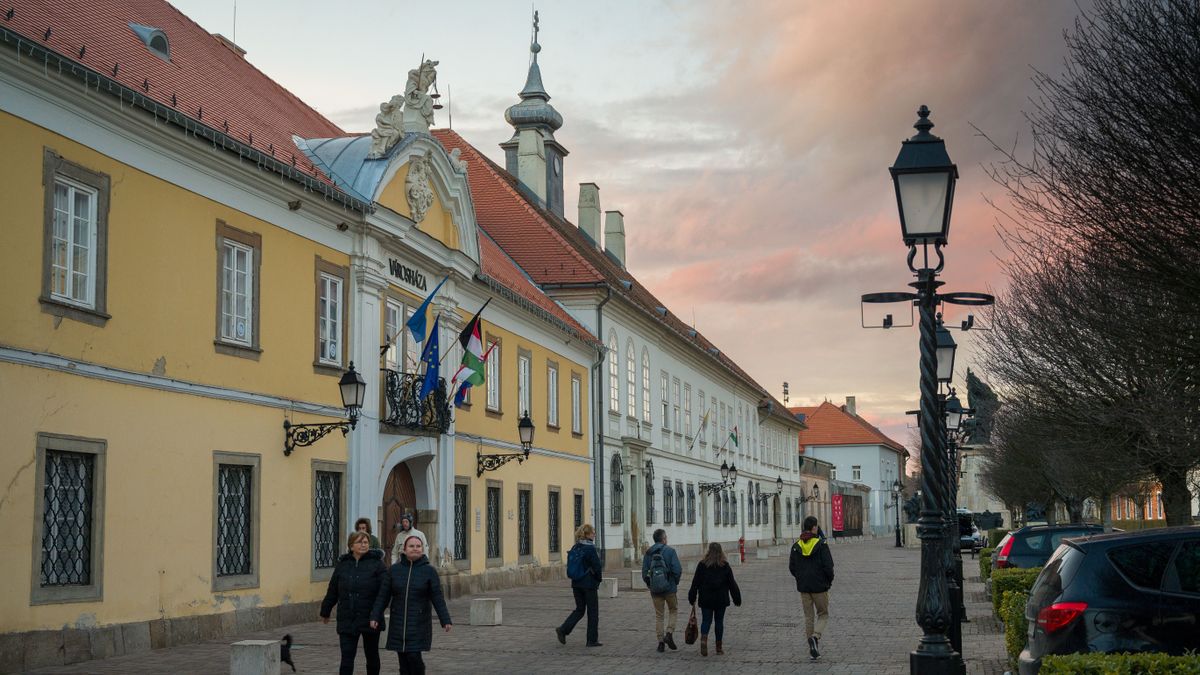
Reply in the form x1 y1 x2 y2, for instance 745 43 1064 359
1018 526 1200 674
993 524 1105 570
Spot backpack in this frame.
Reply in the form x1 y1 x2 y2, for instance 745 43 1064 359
647 546 672 594
567 545 589 581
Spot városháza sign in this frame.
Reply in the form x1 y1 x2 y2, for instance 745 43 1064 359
388 258 428 292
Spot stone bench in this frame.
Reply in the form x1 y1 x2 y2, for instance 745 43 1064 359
599 578 618 598
756 548 770 560
470 598 502 626
230 639 280 675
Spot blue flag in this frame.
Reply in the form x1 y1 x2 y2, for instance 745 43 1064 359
418 315 442 401
405 275 449 346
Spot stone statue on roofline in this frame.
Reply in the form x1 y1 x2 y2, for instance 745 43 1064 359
366 56 440 159
403 58 439 132
367 95 404 159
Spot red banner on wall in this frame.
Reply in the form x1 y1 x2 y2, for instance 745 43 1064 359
832 494 844 531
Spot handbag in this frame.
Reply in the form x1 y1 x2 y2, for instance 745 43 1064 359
684 605 698 645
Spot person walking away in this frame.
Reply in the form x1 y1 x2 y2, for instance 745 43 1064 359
555 523 603 647
321 531 388 675
355 517 382 550
390 513 427 564
789 515 834 659
371 535 451 675
687 542 741 656
642 528 683 652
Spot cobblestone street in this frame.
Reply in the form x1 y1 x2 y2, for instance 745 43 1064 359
29 537 1006 674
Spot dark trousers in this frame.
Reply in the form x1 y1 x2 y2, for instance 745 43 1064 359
397 650 425 675
700 606 726 641
560 587 599 644
338 630 381 675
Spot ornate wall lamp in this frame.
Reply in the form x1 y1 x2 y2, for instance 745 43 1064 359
283 363 366 456
477 410 535 476
699 460 738 495
756 475 785 504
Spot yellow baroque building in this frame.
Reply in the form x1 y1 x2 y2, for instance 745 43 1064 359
0 1 598 670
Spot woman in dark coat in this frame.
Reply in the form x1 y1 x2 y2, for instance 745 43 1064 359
320 531 388 675
687 542 742 657
371 535 452 675
555 524 603 647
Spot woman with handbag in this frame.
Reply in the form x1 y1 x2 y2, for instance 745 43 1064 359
686 542 741 656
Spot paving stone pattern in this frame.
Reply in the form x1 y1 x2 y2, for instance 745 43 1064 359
27 538 1007 674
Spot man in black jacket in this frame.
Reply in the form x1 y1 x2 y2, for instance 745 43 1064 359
789 516 834 660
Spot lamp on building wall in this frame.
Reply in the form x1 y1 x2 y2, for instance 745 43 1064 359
893 479 903 548
283 363 367 456
477 410 535 476
699 460 737 495
757 475 785 504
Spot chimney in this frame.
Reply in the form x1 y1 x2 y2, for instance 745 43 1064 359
578 183 601 245
516 128 547 203
845 396 857 416
604 211 625 267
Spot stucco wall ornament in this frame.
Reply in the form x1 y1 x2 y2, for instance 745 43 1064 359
406 150 435 223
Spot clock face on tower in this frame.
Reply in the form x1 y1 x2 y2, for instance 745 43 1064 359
553 155 562 176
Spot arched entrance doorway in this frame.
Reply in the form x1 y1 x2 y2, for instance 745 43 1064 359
382 462 417 557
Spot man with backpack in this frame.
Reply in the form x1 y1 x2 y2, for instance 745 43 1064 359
789 516 834 660
642 528 683 653
556 523 603 647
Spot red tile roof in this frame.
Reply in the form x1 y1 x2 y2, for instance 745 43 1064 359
433 129 799 420
5 0 344 187
790 401 906 454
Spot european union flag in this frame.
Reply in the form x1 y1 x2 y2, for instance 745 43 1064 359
418 315 441 401
405 275 449 346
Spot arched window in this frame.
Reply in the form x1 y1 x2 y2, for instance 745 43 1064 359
641 349 651 423
731 491 738 525
607 334 619 413
610 455 624 524
626 342 637 418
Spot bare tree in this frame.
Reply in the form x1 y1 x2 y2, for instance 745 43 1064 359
977 0 1200 525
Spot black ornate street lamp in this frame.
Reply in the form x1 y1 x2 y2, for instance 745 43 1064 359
284 362 367 456
477 410 535 476
699 460 738 495
893 479 903 548
861 106 994 675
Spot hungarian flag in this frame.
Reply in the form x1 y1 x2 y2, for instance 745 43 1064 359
729 425 739 449
451 301 490 407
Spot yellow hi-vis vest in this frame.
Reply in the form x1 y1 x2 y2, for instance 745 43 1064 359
796 537 820 556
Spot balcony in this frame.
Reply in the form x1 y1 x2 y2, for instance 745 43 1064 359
381 369 451 435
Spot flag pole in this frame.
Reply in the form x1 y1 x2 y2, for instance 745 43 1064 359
439 297 493 366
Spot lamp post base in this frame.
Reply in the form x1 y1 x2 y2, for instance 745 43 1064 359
911 650 964 675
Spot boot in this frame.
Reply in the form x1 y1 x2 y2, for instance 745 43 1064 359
700 635 708 656
716 640 724 655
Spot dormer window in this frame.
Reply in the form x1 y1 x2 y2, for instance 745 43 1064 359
129 22 170 62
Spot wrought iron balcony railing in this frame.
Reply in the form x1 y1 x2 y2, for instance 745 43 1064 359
381 369 451 435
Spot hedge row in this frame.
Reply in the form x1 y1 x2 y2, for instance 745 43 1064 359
1001 590 1029 667
988 529 1008 548
991 567 1041 618
1041 652 1200 673
979 548 994 581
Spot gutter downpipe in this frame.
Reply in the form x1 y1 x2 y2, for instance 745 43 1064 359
591 286 613 565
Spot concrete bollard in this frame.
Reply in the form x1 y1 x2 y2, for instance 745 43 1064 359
599 578 618 598
231 639 280 675
630 570 647 590
729 552 741 566
470 598 502 626
756 548 770 560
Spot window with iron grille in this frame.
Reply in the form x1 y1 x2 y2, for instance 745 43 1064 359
313 471 340 569
574 492 584 529
518 488 532 557
40 450 95 587
610 457 625 524
686 484 696 524
548 489 561 554
714 492 722 526
787 498 792 525
675 481 685 523
486 486 501 559
662 480 673 525
454 483 469 561
732 492 739 526
646 478 656 524
721 492 729 525
217 464 253 577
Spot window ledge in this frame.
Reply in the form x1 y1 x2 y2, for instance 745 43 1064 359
485 557 503 569
214 340 261 361
30 584 102 606
312 361 344 377
40 296 110 327
213 574 259 592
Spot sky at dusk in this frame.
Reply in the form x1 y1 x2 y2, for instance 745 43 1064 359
170 0 1086 449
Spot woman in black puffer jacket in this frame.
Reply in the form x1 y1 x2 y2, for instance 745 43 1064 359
320 531 388 675
371 535 452 675
687 542 742 657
